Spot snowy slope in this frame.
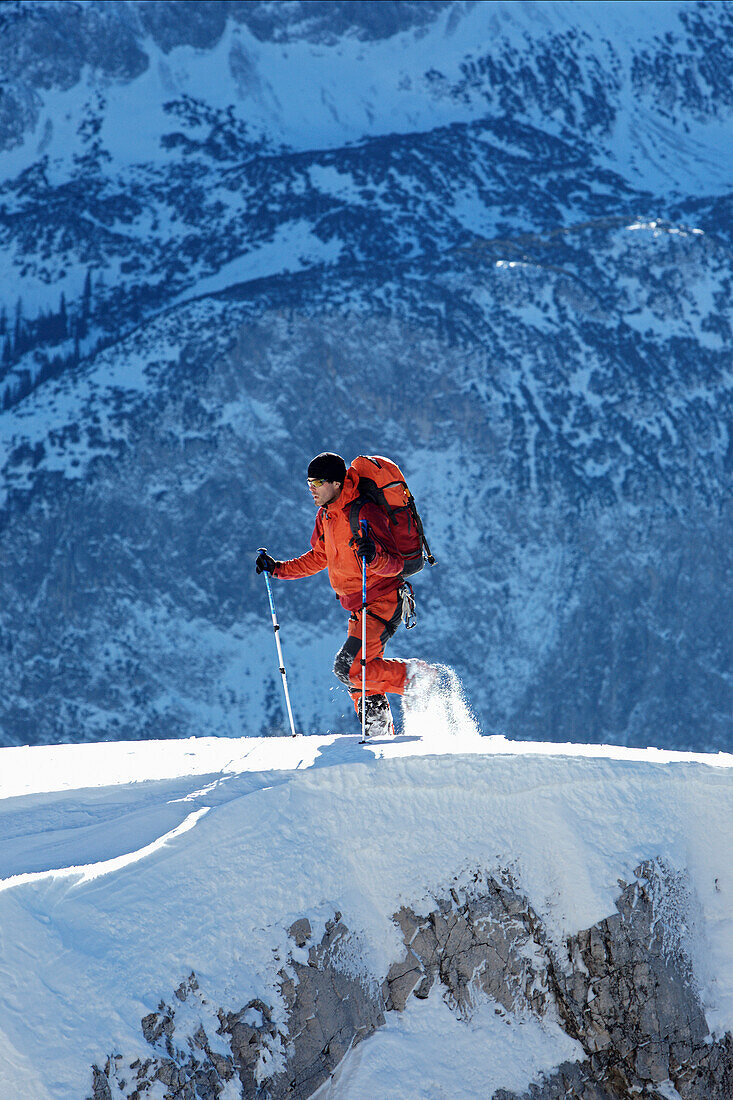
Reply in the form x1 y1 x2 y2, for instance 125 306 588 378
4 1 733 186
3 0 733 332
0 221 730 750
0 713 732 1099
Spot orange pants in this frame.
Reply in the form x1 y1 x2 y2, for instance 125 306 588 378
333 591 407 712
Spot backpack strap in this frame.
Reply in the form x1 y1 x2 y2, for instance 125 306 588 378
348 496 390 547
406 492 436 566
348 494 408 574
348 498 365 545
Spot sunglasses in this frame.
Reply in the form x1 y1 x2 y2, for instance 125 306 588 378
307 477 328 487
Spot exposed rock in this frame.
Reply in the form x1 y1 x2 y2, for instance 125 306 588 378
87 863 732 1100
89 1064 112 1100
494 1059 619 1100
219 997 278 1096
269 913 386 1098
90 973 238 1100
287 917 312 948
386 871 549 1018
497 860 733 1100
87 915 385 1099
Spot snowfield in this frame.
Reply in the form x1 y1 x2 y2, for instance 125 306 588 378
0 706 731 1099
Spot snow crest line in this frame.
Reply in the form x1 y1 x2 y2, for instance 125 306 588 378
0 805 210 894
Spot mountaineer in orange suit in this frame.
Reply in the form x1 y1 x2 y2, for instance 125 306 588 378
256 452 435 738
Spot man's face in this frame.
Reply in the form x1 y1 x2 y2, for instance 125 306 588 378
308 478 342 508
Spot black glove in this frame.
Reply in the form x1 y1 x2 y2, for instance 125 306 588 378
256 548 278 575
354 532 376 564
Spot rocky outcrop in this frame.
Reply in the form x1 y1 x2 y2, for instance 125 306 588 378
495 861 733 1099
93 973 241 1100
88 914 386 1100
87 860 732 1100
385 870 550 1017
273 915 385 1097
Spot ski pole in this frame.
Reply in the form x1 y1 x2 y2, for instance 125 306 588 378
262 570 298 738
361 520 368 741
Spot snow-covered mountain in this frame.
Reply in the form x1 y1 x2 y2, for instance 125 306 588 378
0 0 731 748
1 718 732 1099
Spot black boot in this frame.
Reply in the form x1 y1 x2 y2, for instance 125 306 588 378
357 694 395 740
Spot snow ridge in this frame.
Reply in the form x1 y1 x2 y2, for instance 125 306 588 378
0 733 731 1098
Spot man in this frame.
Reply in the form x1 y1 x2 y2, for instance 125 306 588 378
256 451 435 738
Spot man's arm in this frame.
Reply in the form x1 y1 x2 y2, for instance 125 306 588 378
273 514 328 580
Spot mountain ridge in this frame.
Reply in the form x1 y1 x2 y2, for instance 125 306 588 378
0 0 731 749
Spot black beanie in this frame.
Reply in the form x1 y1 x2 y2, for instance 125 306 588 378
308 452 347 483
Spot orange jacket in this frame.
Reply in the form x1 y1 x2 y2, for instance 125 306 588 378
275 468 403 611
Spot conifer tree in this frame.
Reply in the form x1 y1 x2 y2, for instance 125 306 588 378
59 292 68 340
13 298 23 355
78 270 92 340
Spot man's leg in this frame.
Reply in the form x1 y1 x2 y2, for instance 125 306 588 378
333 633 360 697
333 635 394 736
346 593 406 710
332 592 407 714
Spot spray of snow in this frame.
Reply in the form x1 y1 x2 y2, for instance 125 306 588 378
401 664 481 742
